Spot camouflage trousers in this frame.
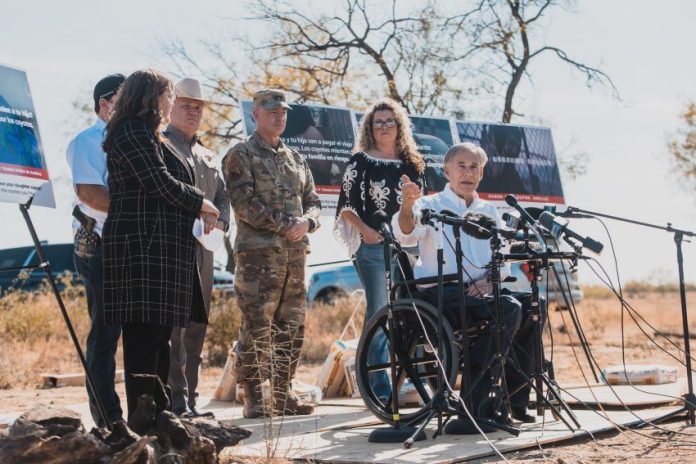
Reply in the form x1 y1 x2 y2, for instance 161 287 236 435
234 247 307 390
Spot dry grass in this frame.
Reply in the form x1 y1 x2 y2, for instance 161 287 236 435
546 288 696 385
0 275 95 389
1 275 695 392
0 278 365 390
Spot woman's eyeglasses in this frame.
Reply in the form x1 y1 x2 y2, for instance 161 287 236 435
372 118 397 129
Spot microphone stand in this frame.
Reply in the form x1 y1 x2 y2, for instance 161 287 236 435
405 215 518 447
567 205 696 425
368 235 426 443
405 216 449 445
503 227 581 430
442 224 498 434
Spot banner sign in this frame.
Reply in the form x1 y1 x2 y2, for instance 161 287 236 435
0 63 55 207
456 121 565 204
239 101 565 213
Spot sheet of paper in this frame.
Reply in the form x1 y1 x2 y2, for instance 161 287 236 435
193 218 224 252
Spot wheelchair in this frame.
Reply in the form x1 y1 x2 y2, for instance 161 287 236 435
355 250 494 426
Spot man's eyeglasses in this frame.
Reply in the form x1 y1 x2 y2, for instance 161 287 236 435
372 118 397 129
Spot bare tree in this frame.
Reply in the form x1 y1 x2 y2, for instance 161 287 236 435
446 0 619 123
668 101 696 190
248 0 468 115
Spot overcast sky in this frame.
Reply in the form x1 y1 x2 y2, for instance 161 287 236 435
2 0 695 287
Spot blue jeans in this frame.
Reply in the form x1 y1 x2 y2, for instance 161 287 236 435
354 242 396 397
74 246 123 426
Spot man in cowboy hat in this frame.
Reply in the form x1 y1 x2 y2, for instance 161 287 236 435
163 78 230 417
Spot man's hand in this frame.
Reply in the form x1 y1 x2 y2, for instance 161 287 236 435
467 278 492 298
201 213 218 234
398 174 422 235
285 217 310 242
400 174 422 210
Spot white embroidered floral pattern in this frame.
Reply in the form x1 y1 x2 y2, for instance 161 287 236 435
342 161 358 196
369 179 390 210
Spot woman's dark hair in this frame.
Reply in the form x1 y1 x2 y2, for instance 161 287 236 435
103 69 173 153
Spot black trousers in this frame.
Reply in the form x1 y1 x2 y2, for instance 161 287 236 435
504 290 547 409
121 323 174 419
421 285 542 410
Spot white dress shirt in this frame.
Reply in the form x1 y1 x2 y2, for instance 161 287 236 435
391 184 510 286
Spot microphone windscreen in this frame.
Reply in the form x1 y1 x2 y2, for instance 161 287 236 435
505 194 518 207
373 210 389 224
462 211 497 230
526 207 545 220
509 240 543 253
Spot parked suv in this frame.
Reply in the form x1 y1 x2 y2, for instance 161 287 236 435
0 243 76 295
0 244 236 297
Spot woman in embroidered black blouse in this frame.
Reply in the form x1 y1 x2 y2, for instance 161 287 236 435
334 98 426 399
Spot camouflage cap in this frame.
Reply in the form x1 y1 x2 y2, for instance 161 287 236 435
253 89 292 110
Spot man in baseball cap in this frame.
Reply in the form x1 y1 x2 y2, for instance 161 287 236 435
222 87 320 418
253 89 292 110
67 72 125 428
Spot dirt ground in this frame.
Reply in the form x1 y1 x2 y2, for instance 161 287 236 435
2 291 696 463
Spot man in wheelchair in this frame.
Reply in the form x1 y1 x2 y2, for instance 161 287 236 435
392 142 544 424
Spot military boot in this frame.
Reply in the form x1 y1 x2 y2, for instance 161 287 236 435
242 382 271 419
274 384 315 416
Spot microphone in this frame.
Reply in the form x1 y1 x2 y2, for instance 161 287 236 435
509 240 543 253
538 211 604 254
439 209 492 239
373 210 394 243
505 194 540 228
556 209 596 219
504 194 547 252
502 211 521 230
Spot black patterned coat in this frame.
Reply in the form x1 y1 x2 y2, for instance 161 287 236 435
102 118 206 327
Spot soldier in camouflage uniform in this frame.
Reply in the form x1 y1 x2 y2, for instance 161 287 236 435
222 89 321 418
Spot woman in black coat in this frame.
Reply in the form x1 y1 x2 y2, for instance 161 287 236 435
102 69 219 422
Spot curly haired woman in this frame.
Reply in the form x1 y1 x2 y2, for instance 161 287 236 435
334 98 426 399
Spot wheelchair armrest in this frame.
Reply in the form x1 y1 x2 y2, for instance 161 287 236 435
391 273 463 298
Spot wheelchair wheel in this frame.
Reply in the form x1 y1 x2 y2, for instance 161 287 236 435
355 298 459 426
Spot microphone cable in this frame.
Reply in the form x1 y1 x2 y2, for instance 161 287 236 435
391 254 512 463
544 254 696 447
568 255 696 441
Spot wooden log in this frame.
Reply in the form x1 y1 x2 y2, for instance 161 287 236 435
213 347 237 401
41 370 125 388
182 417 252 454
107 435 157 464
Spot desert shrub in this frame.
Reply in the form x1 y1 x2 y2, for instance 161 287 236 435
205 291 241 366
302 295 365 364
0 275 91 388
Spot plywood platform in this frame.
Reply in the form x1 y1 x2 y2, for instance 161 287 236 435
1 384 690 463
562 377 691 408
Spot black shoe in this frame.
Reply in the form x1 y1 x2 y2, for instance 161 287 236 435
511 407 536 423
185 405 215 419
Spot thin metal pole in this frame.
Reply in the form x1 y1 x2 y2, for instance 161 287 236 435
19 203 112 431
